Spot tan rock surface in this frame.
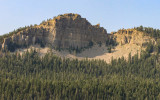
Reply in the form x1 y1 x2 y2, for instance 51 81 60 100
113 29 155 46
16 43 144 63
1 13 108 51
0 14 156 63
14 28 155 63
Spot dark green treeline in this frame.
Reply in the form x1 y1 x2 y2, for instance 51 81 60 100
0 43 160 100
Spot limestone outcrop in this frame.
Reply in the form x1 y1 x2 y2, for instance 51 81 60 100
0 13 108 51
112 29 156 46
0 13 155 52
52 14 108 48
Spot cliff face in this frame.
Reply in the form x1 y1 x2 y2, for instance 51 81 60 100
0 13 155 53
112 29 155 46
52 14 108 48
1 13 108 51
1 26 51 51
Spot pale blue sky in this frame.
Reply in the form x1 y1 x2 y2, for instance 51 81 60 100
0 0 160 35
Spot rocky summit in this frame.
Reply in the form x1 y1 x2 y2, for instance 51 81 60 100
0 13 156 63
112 29 156 46
1 13 108 51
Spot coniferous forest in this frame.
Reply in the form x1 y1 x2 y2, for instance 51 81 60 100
1 0 160 98
0 43 160 100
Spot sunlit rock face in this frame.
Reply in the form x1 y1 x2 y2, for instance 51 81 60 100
112 29 156 46
1 13 108 51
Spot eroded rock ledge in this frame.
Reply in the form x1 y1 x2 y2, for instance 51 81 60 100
1 13 108 51
112 29 156 46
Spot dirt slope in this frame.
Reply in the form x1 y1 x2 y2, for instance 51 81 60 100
16 43 144 63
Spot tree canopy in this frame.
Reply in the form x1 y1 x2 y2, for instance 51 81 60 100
0 43 160 99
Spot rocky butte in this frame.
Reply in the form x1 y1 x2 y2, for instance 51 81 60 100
0 13 108 51
0 13 156 63
112 29 155 46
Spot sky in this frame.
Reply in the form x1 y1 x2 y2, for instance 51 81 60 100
0 0 160 35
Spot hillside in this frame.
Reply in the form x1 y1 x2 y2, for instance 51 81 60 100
13 28 156 63
1 41 160 99
1 13 160 99
0 13 108 52
0 14 157 63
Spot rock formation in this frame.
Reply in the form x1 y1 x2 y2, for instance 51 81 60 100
0 13 108 51
112 29 155 46
0 13 156 53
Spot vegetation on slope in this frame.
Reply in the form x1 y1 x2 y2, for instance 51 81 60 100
134 26 160 38
1 23 160 99
0 27 27 43
0 24 40 44
0 43 160 99
0 18 49 44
